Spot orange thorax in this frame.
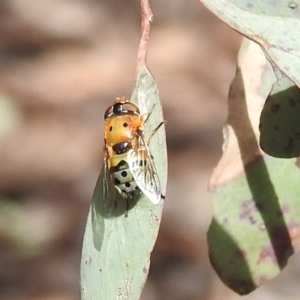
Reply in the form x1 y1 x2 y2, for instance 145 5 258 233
104 114 142 146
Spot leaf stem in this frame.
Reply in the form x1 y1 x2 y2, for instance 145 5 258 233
137 0 153 65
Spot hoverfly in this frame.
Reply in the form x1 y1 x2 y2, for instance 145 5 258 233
103 96 165 207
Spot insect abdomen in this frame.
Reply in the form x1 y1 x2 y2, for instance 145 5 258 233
109 154 140 197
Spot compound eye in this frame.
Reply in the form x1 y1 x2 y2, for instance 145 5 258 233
122 103 140 114
104 106 113 119
113 103 123 114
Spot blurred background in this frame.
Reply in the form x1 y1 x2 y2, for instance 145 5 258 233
1 1 300 300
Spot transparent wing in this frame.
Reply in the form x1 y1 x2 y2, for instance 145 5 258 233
127 137 162 205
97 154 132 216
101 157 120 214
102 159 112 205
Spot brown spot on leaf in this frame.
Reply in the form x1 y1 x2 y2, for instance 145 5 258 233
271 103 280 113
239 199 260 224
285 137 295 153
235 249 247 259
255 274 270 285
257 245 277 265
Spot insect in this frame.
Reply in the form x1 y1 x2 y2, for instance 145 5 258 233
103 96 164 206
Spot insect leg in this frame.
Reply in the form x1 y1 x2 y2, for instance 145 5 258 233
146 121 166 144
125 199 129 217
143 104 155 124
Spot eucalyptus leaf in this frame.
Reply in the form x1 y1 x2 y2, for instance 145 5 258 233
80 63 167 300
199 0 300 158
260 64 300 158
200 0 300 87
208 39 300 294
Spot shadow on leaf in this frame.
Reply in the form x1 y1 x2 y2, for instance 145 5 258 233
209 68 294 295
260 84 300 158
229 69 293 270
208 218 256 294
91 167 140 251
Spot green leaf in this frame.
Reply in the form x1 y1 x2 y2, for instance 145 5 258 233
209 157 300 294
208 39 300 294
199 0 300 158
260 65 300 158
200 0 300 87
80 63 167 300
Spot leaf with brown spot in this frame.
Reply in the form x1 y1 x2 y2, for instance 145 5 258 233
208 39 300 295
